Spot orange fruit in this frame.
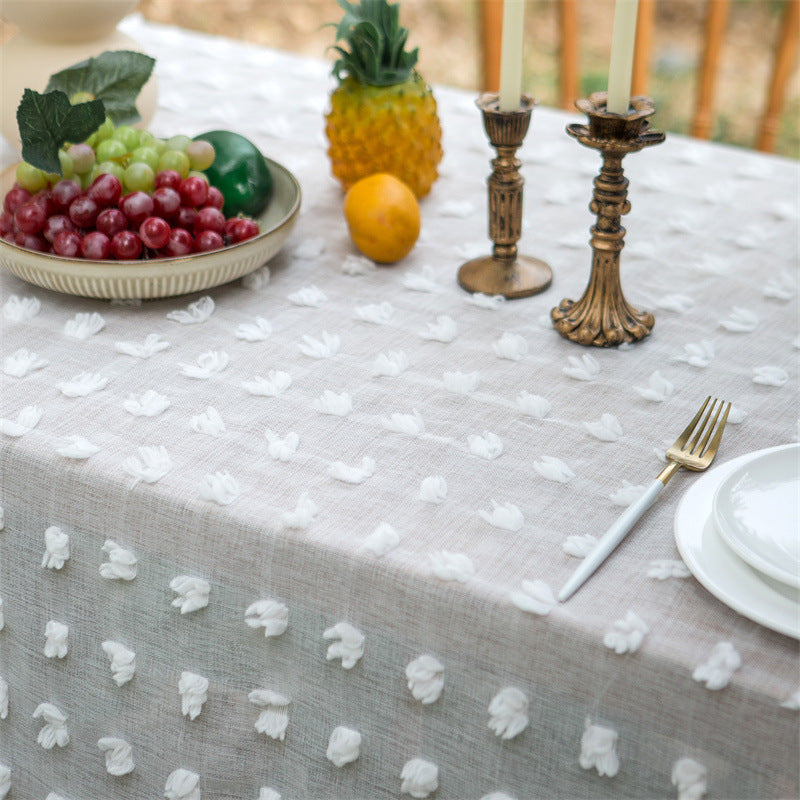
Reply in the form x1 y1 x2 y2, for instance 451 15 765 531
343 173 421 264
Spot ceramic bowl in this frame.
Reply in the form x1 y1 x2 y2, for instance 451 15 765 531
0 158 301 300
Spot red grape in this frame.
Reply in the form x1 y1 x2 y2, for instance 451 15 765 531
30 191 56 218
14 200 47 234
194 230 224 252
96 208 127 238
179 176 208 208
139 216 171 249
175 206 197 230
1 155 262 259
111 230 143 260
3 185 32 215
15 231 48 251
193 206 225 235
69 195 100 228
152 187 180 219
0 210 14 237
229 217 260 243
154 169 182 190
204 186 224 210
80 231 111 260
51 180 82 211
119 191 154 225
87 173 122 207
43 214 77 244
162 227 193 257
53 230 82 257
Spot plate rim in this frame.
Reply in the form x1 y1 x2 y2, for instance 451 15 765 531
712 443 800 589
674 443 800 640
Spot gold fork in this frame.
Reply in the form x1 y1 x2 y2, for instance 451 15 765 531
558 396 731 602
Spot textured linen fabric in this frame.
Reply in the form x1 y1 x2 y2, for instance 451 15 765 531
1 15 798 800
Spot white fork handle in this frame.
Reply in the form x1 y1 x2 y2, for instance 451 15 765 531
558 478 665 602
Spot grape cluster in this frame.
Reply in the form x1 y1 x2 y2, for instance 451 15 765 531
1 122 260 260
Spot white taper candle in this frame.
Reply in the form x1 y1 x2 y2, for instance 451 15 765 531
498 0 525 111
606 0 639 114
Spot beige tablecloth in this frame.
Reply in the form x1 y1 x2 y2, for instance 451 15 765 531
1 15 798 800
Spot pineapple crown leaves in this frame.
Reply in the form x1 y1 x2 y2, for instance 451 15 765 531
328 0 419 87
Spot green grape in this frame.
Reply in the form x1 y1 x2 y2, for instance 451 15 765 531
45 172 61 187
139 132 168 155
187 170 210 184
123 161 155 193
98 117 115 139
92 160 126 183
68 143 96 174
95 138 128 163
16 162 48 192
85 117 115 147
166 134 192 152
58 150 75 179
186 139 215 171
158 149 191 178
112 125 140 151
70 91 95 104
129 146 160 172
137 130 157 148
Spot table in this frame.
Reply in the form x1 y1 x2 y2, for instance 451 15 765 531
1 15 798 800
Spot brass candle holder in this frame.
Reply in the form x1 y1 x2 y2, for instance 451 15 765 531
551 92 665 347
458 93 552 299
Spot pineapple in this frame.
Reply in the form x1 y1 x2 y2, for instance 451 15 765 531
324 0 443 198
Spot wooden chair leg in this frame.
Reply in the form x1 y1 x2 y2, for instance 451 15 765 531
756 0 799 152
481 0 504 92
691 0 731 140
558 0 579 109
631 0 656 97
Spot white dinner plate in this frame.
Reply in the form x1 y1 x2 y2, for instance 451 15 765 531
674 444 800 640
713 444 800 588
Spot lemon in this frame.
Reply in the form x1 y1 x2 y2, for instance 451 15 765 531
343 173 421 264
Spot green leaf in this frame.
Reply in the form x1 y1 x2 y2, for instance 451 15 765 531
351 22 382 80
16 89 105 174
46 50 155 126
334 0 362 40
329 0 417 86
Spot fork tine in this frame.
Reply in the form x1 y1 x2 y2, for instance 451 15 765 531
675 395 711 449
689 398 721 455
703 401 731 459
693 399 723 454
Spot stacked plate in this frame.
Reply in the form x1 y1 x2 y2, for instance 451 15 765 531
674 443 800 639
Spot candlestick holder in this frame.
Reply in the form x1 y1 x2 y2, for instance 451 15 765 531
457 93 552 299
551 92 665 347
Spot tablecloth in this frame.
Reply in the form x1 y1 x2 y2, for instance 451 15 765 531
1 14 798 800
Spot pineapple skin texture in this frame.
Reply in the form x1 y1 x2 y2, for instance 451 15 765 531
325 74 443 199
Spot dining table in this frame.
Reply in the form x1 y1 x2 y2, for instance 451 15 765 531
0 13 798 800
